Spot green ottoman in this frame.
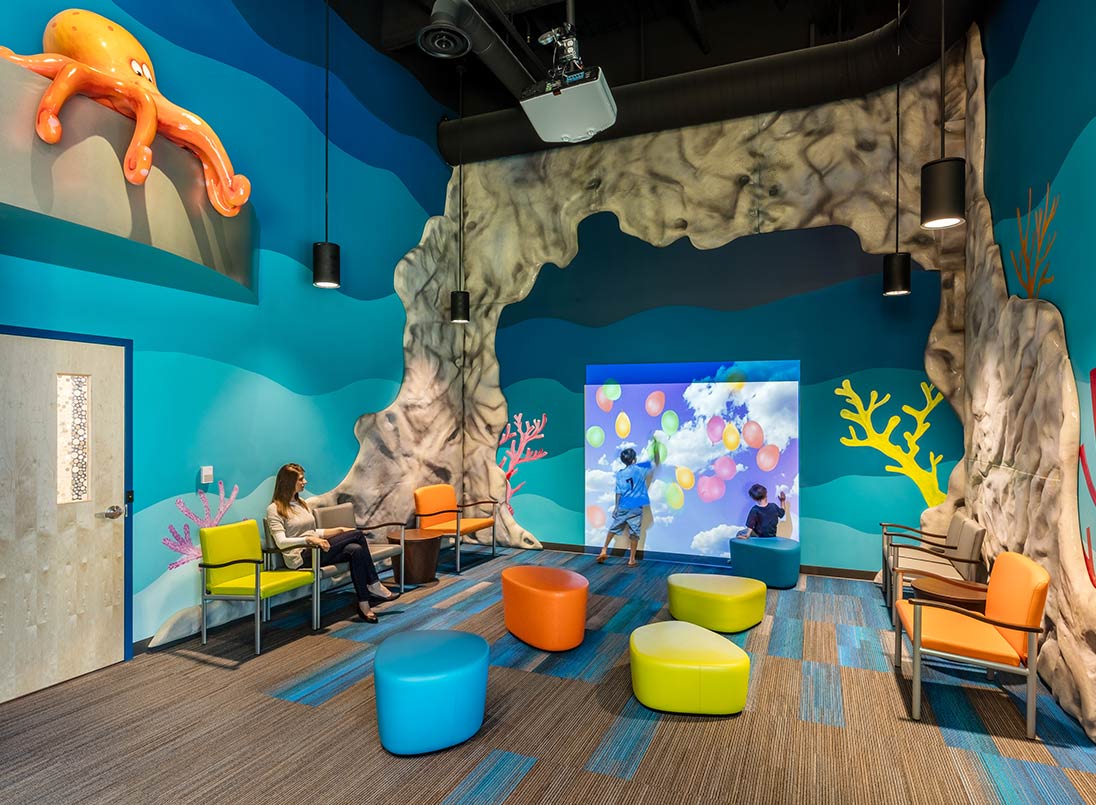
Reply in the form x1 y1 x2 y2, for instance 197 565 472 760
667 573 766 633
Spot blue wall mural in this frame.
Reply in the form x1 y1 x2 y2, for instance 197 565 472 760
984 0 1096 580
496 214 963 572
0 0 448 640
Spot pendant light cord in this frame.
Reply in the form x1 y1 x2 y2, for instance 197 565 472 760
896 0 901 254
458 65 464 292
324 0 330 243
939 0 946 159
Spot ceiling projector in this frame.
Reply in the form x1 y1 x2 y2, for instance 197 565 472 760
519 22 616 144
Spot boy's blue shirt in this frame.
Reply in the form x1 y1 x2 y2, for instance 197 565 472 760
615 460 653 508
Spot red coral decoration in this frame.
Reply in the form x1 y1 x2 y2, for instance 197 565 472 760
1081 368 1096 588
497 413 548 513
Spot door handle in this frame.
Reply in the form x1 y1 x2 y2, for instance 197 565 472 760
96 504 127 520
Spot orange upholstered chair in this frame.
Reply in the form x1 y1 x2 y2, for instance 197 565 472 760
501 565 588 651
894 551 1049 738
413 483 497 574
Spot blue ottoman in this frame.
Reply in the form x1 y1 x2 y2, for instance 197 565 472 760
374 630 489 755
730 537 800 589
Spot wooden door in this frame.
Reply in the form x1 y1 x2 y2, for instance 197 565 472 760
0 332 127 701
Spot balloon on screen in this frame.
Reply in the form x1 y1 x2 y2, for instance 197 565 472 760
661 410 679 435
714 455 738 480
586 505 606 528
664 482 685 510
727 369 747 392
696 474 726 503
603 381 621 401
706 416 725 444
650 438 668 464
743 420 765 449
757 443 780 472
595 386 613 413
722 422 740 451
675 466 695 490
645 390 665 417
615 412 631 438
586 426 605 447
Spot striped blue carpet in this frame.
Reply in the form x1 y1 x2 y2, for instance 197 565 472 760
261 548 1096 803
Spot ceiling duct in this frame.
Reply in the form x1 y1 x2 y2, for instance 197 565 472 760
418 0 534 98
436 0 984 164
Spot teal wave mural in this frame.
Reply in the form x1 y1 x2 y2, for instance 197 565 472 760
496 223 962 569
986 0 1096 569
0 0 443 641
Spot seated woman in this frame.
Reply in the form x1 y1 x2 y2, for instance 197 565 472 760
266 463 398 624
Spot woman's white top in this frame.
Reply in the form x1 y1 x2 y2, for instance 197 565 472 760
265 499 328 569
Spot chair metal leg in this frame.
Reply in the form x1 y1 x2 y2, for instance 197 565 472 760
492 511 497 557
911 604 922 721
894 618 902 670
1027 632 1038 739
201 569 208 645
456 536 461 574
400 526 406 592
254 565 263 655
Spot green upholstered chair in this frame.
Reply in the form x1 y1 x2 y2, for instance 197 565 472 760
198 519 315 655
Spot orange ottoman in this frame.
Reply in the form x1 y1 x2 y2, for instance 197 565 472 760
501 565 589 651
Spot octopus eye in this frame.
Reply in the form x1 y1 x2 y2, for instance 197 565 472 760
141 63 152 81
130 58 142 76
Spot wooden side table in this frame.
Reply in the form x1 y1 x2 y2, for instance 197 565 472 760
388 528 441 585
910 576 987 613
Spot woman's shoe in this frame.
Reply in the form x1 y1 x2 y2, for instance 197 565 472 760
358 603 379 624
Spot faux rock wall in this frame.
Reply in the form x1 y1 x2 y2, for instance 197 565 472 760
315 50 970 550
961 30 1093 738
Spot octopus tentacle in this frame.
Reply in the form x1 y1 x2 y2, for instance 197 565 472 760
152 95 250 216
35 61 89 143
0 47 68 79
122 87 158 185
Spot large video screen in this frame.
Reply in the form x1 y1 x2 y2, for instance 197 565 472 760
584 361 799 560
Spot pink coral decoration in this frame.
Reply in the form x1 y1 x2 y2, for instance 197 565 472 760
1080 368 1096 588
163 480 239 570
498 413 548 513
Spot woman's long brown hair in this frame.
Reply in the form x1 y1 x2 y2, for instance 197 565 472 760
272 463 308 518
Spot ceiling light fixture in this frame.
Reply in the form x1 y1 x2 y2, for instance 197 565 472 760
920 0 965 230
450 64 469 324
885 0 911 297
313 0 340 289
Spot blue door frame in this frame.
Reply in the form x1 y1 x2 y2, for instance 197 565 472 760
0 324 135 660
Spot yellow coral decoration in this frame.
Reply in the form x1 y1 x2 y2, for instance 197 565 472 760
834 379 946 506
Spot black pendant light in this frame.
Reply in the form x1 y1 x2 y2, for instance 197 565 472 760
885 1 911 297
920 0 965 230
450 64 469 323
313 0 340 289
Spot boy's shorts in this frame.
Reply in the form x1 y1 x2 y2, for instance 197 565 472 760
607 507 643 537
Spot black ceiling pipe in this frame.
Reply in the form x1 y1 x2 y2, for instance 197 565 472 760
437 0 984 164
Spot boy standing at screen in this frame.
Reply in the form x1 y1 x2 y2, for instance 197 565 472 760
739 483 787 538
597 447 657 567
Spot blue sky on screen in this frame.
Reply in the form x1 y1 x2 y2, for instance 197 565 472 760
584 361 800 558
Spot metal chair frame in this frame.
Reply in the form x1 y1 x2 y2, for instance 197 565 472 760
415 499 498 574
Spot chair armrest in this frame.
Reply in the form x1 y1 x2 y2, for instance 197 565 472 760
416 508 459 518
358 520 408 530
892 544 982 565
262 546 304 555
909 599 1043 633
199 558 263 569
880 523 947 539
460 499 498 508
893 568 987 590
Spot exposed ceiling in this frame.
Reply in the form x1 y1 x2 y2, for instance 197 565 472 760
339 0 909 117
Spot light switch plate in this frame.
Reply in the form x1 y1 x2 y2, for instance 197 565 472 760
200 465 214 484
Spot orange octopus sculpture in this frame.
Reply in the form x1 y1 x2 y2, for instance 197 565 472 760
1 9 250 217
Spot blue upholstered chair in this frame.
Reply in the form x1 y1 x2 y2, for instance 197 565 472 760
730 536 801 589
374 630 489 755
